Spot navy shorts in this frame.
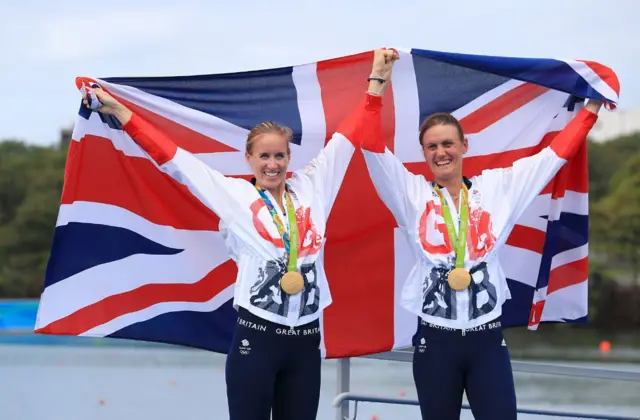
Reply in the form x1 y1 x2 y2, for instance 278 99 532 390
412 317 517 420
225 308 322 420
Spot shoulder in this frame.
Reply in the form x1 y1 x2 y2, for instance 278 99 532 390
474 166 513 185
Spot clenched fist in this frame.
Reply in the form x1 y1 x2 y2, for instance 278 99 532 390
81 85 133 125
368 48 400 96
370 48 399 81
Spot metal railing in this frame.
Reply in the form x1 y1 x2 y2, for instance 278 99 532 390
333 350 640 420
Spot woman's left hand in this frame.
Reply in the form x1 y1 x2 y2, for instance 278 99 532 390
368 48 400 96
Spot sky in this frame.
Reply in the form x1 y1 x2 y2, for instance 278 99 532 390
1 0 638 146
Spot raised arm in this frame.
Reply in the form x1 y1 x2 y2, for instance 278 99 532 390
291 49 400 217
82 87 245 222
359 51 429 231
483 99 603 223
361 139 428 231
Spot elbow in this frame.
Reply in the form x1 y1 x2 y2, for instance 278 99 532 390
122 114 178 165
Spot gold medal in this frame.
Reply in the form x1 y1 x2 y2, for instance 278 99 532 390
255 185 305 296
448 267 471 291
281 271 304 295
433 182 472 292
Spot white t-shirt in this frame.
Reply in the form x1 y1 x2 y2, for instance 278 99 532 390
362 107 598 331
122 93 383 327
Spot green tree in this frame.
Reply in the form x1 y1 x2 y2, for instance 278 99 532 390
587 133 640 201
0 141 32 226
0 140 67 297
590 153 640 283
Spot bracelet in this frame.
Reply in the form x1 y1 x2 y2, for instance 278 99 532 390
367 76 386 84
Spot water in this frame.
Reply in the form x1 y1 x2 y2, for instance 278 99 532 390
0 344 639 420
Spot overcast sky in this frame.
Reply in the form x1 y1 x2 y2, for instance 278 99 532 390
1 0 637 146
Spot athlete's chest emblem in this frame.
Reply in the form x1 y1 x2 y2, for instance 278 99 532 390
418 192 496 260
250 199 323 257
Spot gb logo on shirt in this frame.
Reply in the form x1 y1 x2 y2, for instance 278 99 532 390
418 337 427 353
239 339 251 355
250 199 323 258
418 191 496 260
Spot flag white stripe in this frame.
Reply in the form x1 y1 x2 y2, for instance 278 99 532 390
71 112 150 160
542 280 588 321
99 79 249 153
391 54 422 350
80 285 235 337
37 202 225 329
393 229 419 350
392 50 422 165
513 197 552 232
563 60 619 103
291 62 328 170
55 201 217 241
451 79 526 124
190 152 253 176
551 244 588 271
74 113 256 176
395 83 570 163
550 191 589 218
512 191 588 234
500 245 542 287
464 90 569 158
37 251 220 330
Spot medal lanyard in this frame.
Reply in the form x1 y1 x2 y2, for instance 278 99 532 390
433 183 469 270
255 186 299 273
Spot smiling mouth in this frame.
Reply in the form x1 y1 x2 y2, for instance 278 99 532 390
435 159 452 167
263 171 280 177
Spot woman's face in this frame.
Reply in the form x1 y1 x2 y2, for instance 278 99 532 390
421 123 468 182
245 133 290 192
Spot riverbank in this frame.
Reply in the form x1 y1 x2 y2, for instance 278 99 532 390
503 325 640 363
3 299 639 363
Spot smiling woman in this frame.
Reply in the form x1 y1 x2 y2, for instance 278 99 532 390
360 55 604 420
244 121 293 206
78 48 400 420
419 112 468 197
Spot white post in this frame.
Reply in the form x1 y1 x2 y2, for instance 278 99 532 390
335 357 351 420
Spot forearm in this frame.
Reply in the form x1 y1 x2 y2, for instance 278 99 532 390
549 105 599 160
367 78 388 97
121 111 242 221
122 113 177 166
584 99 603 115
362 148 415 229
298 93 380 214
367 48 397 97
113 104 133 126
487 103 599 223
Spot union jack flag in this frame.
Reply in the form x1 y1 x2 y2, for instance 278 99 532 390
34 48 619 358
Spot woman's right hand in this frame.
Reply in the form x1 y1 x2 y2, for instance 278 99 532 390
82 86 133 125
